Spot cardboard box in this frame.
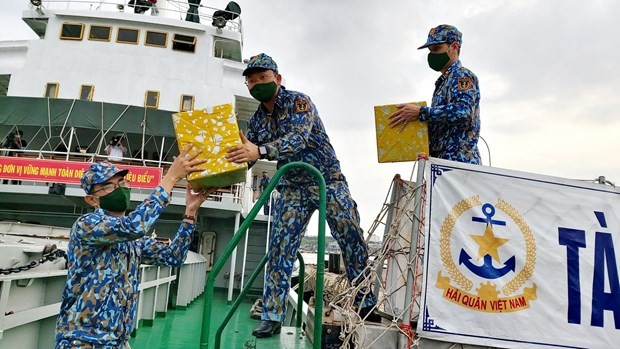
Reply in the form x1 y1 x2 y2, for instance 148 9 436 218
374 102 429 163
172 104 247 189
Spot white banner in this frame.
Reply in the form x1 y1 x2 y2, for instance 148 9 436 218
417 158 620 348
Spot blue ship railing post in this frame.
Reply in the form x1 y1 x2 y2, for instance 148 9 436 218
200 162 326 349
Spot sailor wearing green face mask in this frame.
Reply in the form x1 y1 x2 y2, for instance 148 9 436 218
388 24 481 165
227 53 381 338
56 147 217 349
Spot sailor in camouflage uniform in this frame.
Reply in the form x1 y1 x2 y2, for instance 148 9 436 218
389 24 481 164
55 146 213 349
226 53 379 338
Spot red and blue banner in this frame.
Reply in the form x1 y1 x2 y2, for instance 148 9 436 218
0 156 162 189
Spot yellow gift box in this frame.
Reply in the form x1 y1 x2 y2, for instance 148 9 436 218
172 104 247 189
374 102 429 163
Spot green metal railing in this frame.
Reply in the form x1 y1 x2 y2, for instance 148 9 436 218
200 162 326 349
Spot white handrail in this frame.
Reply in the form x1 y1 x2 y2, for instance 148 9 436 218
33 0 242 32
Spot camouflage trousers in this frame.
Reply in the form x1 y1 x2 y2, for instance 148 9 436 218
56 339 131 348
261 181 377 322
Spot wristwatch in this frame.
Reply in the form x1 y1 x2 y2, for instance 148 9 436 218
258 145 268 159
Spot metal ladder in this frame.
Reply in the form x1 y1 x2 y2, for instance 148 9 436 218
200 162 327 349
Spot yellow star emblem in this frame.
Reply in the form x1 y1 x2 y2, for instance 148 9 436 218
469 224 509 263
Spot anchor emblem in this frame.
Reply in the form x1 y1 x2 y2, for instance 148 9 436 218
459 203 516 279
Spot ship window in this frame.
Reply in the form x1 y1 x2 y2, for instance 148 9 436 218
60 23 84 40
89 25 111 41
117 28 140 44
145 31 167 48
0 74 9 97
213 37 242 62
80 85 94 100
180 95 195 111
237 119 248 132
172 34 196 53
45 83 59 98
145 90 160 108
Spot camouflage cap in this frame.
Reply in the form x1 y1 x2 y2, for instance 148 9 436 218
81 161 129 194
242 53 278 76
418 24 462 50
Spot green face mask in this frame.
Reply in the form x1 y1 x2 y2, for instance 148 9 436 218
99 187 131 212
250 81 277 102
427 52 450 72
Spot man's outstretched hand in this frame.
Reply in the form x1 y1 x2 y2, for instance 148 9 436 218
225 131 260 163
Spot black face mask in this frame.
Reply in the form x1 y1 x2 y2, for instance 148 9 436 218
427 51 451 71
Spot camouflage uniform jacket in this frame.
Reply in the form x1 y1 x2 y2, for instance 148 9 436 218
246 87 344 187
55 186 195 348
259 176 270 192
419 60 481 164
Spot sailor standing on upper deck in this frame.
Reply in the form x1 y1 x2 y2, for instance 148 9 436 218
388 24 481 164
226 53 381 338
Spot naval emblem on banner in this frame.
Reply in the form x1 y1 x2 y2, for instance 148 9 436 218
436 196 537 313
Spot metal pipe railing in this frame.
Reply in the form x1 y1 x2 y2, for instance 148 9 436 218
213 253 267 349
35 0 242 32
200 162 326 349
399 158 426 348
212 251 305 348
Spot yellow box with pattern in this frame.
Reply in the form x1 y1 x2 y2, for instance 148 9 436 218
374 101 429 163
172 104 247 189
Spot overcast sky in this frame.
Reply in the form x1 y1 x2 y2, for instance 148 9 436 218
1 0 619 238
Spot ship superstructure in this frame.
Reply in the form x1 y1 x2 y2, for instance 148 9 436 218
0 1 281 348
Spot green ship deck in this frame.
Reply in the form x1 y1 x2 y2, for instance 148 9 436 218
129 290 313 349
